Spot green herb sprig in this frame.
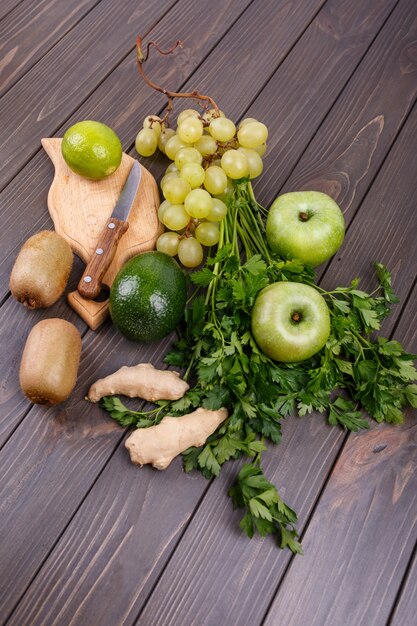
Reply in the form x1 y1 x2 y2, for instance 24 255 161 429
101 180 416 552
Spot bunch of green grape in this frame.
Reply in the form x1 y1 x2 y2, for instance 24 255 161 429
135 108 268 268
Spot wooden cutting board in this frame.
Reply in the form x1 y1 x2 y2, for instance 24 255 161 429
42 138 162 330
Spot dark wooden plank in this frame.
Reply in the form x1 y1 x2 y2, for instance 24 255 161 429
390 518 417 625
0 0 326 307
6 1 411 624
0 0 324 619
0 0 177 191
0 0 101 97
0 0 24 22
263 296 417 626
0 0 256 446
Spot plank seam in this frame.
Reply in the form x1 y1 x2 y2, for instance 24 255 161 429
132 477 215 626
0 0 27 23
317 93 417 283
260 431 351 626
0 0 105 99
0 0 182 195
266 0 403 235
2 428 127 626
386 540 417 625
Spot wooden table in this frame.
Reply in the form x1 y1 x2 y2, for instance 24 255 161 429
1 1 416 624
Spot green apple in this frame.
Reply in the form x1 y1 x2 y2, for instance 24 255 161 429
251 281 330 362
266 191 345 266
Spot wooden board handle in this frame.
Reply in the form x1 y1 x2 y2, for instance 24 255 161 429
77 218 129 299
67 290 110 331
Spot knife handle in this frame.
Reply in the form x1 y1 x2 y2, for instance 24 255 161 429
77 217 129 299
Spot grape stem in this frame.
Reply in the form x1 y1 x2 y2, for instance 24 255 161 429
136 35 221 124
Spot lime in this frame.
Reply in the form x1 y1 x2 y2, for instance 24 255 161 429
61 120 122 180
109 251 187 342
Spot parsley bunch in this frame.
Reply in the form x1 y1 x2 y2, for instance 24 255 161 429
101 180 416 553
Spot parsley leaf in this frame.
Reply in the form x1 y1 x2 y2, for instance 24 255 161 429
229 462 302 554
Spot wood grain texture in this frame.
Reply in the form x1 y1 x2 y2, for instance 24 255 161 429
391 550 417 626
0 0 177 190
276 0 417 220
7 1 416 624
0 0 99 96
385 285 417 626
43 140 160 271
0 0 24 22
0 321 175 621
7 439 209 626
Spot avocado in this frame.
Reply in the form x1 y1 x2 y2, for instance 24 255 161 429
109 251 187 342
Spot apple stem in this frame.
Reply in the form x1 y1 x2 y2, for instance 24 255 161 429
299 211 309 222
292 312 301 323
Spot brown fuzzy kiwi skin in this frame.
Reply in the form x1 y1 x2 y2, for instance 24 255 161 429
10 231 73 308
19 319 82 405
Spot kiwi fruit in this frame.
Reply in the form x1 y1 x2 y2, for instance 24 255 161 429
10 231 73 308
19 318 82 405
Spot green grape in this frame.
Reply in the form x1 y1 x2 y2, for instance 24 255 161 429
166 162 179 174
157 128 176 154
163 178 191 204
180 163 205 188
158 199 171 222
215 183 233 202
209 117 236 142
177 117 204 144
220 149 249 179
184 188 213 218
211 158 222 168
203 165 228 195
194 134 218 156
177 109 200 125
178 237 204 268
237 121 268 148
160 172 179 189
195 222 220 246
238 117 258 128
237 147 263 178
143 115 164 137
202 108 225 123
135 128 158 157
162 204 190 230
253 143 267 157
165 135 188 160
207 198 228 222
156 231 180 256
175 147 203 169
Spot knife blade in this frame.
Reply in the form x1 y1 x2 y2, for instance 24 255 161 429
77 161 142 299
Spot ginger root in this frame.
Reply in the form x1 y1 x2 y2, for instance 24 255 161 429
125 407 228 470
87 363 189 403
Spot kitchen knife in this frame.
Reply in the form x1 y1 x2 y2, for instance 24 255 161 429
77 160 142 299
